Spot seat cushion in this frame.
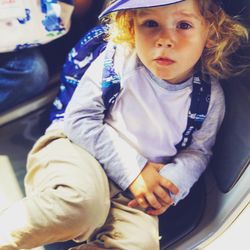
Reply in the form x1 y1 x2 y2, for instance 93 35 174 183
210 71 250 192
159 178 206 249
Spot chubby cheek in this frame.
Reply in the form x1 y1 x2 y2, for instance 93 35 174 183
192 44 206 65
179 37 207 64
134 34 152 64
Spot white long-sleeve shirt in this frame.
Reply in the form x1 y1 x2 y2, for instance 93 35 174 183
64 44 225 204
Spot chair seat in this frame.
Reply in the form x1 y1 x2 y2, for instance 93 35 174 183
159 178 206 249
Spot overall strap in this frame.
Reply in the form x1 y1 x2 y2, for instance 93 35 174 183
175 73 211 151
101 45 121 111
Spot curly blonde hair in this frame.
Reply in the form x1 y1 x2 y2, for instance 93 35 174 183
106 0 249 79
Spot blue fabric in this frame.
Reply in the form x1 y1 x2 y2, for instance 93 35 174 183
58 0 74 4
175 74 211 150
50 25 108 120
0 48 49 113
101 45 121 111
41 0 66 32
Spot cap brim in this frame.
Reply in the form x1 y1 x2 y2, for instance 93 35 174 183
99 0 185 18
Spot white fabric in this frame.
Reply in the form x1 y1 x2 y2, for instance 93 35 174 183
0 0 74 52
106 64 192 163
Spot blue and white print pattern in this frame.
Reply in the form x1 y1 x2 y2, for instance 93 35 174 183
50 25 109 120
0 0 74 52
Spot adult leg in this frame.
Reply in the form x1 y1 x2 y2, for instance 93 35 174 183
0 130 110 250
0 47 49 113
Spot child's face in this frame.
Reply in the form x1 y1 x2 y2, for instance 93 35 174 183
133 0 209 84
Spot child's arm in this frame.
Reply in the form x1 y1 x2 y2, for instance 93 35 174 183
159 81 225 205
128 81 225 213
64 52 148 192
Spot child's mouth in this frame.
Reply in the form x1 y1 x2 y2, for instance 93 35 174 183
154 57 175 66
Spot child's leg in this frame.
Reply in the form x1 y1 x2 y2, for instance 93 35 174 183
0 130 110 250
70 187 160 250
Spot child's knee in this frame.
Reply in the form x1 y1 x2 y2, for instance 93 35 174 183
64 186 110 239
40 184 110 240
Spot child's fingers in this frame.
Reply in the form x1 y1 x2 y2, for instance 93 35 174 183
154 186 173 205
135 197 148 208
145 193 161 209
128 194 161 210
128 199 138 207
146 204 170 216
160 177 179 195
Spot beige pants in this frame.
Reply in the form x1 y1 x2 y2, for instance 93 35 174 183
0 130 159 250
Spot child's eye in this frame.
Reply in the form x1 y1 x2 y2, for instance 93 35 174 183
142 20 159 28
177 22 192 30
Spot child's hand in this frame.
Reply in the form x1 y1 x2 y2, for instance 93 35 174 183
128 198 173 216
128 162 179 214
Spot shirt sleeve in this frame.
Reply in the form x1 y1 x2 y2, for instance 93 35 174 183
64 51 148 190
159 80 225 204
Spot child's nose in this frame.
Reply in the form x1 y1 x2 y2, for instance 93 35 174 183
156 29 174 48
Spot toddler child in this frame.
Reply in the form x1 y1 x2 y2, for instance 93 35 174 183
0 0 248 249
